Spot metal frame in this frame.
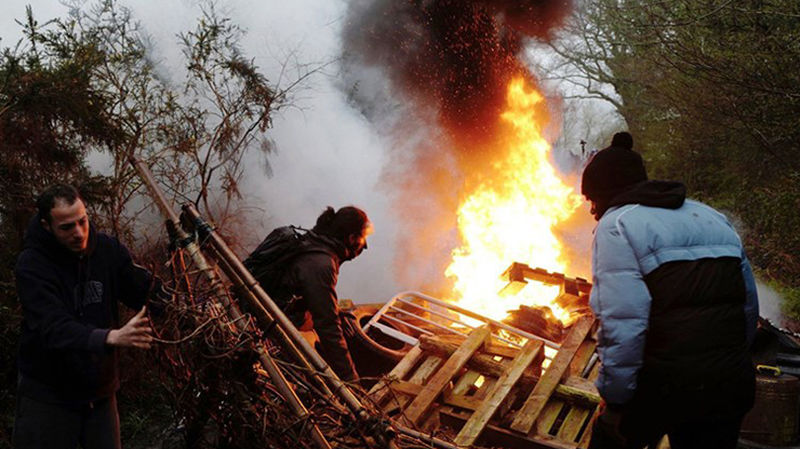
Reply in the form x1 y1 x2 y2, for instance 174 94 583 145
362 291 561 357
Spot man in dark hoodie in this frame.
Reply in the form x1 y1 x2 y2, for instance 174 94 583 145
245 206 372 382
14 184 156 449
582 133 758 448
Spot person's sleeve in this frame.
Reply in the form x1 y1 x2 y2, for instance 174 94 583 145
740 250 759 346
590 219 652 406
114 239 153 311
16 255 109 354
295 254 359 381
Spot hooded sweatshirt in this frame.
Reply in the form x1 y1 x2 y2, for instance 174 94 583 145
281 231 360 381
590 180 758 418
15 214 152 405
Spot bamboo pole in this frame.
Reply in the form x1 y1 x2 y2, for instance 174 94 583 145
208 244 342 409
181 204 401 449
181 205 368 415
129 156 331 449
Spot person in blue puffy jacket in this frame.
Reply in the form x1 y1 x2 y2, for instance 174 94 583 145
583 133 758 449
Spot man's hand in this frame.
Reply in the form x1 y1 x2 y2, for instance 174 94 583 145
106 306 154 349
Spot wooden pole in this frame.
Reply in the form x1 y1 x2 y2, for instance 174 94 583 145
181 205 368 416
129 156 331 449
182 204 401 449
208 243 339 405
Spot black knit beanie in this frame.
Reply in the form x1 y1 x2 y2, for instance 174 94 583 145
581 136 648 206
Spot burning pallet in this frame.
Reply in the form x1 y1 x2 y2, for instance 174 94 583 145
368 316 600 448
501 262 593 341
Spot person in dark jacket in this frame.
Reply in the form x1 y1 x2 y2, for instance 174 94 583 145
582 133 758 449
248 206 372 381
13 184 156 449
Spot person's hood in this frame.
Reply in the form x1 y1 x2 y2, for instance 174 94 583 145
606 180 686 214
305 231 354 263
22 213 97 260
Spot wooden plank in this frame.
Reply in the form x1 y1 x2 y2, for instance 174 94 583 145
369 345 424 406
420 336 542 389
576 404 600 449
404 325 492 425
496 356 521 419
453 370 483 396
483 343 522 359
587 360 600 382
557 407 591 442
389 380 483 411
421 335 523 363
535 400 564 436
410 355 444 383
511 317 595 434
532 342 545 377
455 372 600 408
559 377 601 405
538 344 591 437
441 408 577 449
562 376 596 393
381 342 597 410
474 377 496 401
568 338 597 378
383 354 442 415
532 374 600 437
539 386 594 439
455 339 543 447
385 380 559 419
498 385 520 421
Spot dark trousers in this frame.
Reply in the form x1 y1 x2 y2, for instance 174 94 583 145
589 408 743 449
13 394 121 449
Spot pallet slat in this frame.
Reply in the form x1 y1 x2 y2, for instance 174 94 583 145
404 325 492 425
373 316 600 449
417 330 601 404
510 317 595 435
369 345 425 405
557 406 591 442
568 338 597 379
453 370 483 396
454 339 544 447
537 400 565 437
384 354 443 415
441 409 577 449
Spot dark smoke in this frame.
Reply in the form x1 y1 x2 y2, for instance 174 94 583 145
342 0 571 164
341 0 573 294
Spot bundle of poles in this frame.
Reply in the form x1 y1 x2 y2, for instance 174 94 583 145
130 157 462 449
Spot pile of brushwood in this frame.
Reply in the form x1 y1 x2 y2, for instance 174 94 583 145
145 228 455 449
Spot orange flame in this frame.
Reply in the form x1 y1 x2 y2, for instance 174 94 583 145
445 78 583 324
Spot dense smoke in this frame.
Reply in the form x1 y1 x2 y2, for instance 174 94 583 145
343 0 571 165
341 0 573 293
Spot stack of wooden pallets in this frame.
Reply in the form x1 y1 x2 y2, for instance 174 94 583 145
368 316 601 448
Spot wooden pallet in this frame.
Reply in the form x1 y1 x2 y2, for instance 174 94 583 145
368 316 601 448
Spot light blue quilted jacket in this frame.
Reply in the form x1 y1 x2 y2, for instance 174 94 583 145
590 199 759 405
